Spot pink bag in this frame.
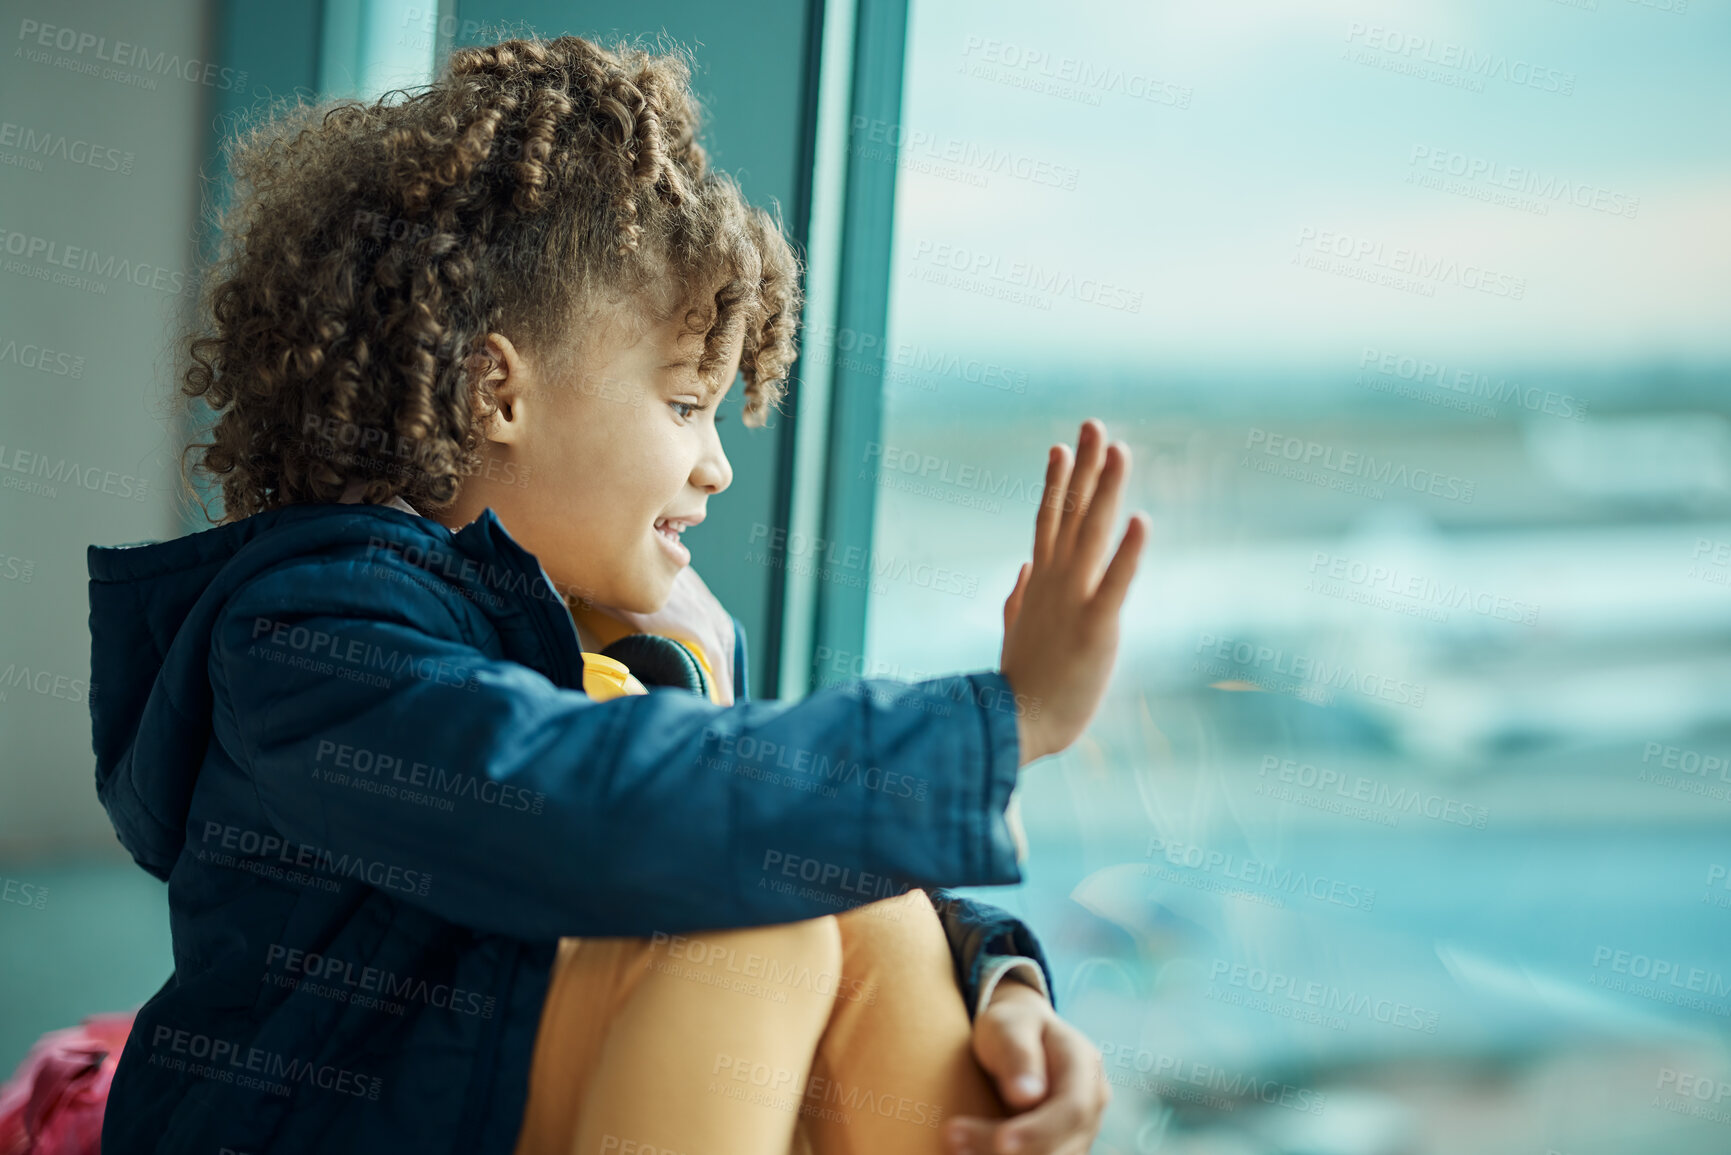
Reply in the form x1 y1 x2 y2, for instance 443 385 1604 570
0 1012 135 1155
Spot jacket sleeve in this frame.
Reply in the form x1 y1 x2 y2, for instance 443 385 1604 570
974 955 1052 1015
927 889 1057 1022
209 559 1025 941
727 614 1053 1021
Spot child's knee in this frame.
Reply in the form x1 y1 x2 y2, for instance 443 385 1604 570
753 913 843 977
663 915 844 979
833 887 950 970
838 886 937 933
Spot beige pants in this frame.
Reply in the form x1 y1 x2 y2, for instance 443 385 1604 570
513 888 1009 1155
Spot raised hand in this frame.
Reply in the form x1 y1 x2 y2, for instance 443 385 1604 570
999 419 1147 768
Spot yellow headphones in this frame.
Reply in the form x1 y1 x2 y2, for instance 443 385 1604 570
570 600 720 703
579 634 717 702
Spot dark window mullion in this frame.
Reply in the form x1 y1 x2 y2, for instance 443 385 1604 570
810 0 909 683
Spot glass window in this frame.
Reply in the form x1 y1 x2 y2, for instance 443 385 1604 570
866 0 1731 1148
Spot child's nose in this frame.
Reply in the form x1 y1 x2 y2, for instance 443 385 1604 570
694 426 732 494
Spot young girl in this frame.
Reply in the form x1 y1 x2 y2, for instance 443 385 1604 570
89 32 1141 1155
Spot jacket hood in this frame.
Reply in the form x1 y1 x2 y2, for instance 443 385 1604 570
85 502 545 880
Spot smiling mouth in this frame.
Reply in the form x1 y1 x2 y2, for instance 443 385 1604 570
654 517 692 543
653 517 694 563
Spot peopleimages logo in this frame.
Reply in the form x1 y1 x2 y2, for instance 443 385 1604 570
1342 22 1575 96
1294 227 1525 300
147 1025 380 1100
0 335 85 378
0 442 150 500
957 35 1192 109
1306 550 1539 627
744 523 982 600
700 728 929 801
1194 631 1427 709
1637 741 1731 805
1207 959 1441 1033
648 930 879 1005
1097 1043 1327 1116
198 820 431 898
1257 755 1490 829
312 739 546 815
1244 428 1477 504
1588 945 1731 1017
850 115 1081 192
1357 348 1588 421
1704 864 1731 911
0 662 93 705
0 225 187 295
861 441 1050 507
249 615 482 693
0 874 48 910
1143 834 1376 911
0 119 134 175
1653 1067 1731 1124
264 944 496 1018
759 850 916 904
710 1051 945 1128
908 240 1144 313
15 19 249 92
1406 146 1638 220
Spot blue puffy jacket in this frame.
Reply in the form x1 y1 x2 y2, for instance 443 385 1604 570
87 499 1051 1153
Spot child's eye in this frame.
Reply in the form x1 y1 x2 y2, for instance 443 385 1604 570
669 399 705 421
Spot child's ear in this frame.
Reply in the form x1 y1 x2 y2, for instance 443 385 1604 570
469 333 532 446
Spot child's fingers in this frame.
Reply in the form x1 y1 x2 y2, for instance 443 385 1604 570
1053 420 1104 564
1003 561 1030 632
1031 444 1070 570
1090 512 1148 619
944 1114 995 1154
971 986 1049 1111
1073 441 1129 593
986 1020 1106 1155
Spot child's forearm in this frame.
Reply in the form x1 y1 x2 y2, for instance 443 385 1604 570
215 553 1025 943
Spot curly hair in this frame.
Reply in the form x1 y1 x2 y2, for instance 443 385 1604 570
180 34 804 522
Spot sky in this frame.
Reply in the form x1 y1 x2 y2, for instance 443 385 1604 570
888 0 1731 376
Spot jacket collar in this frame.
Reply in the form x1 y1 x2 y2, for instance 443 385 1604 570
332 481 588 687
332 483 734 702
91 499 588 692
